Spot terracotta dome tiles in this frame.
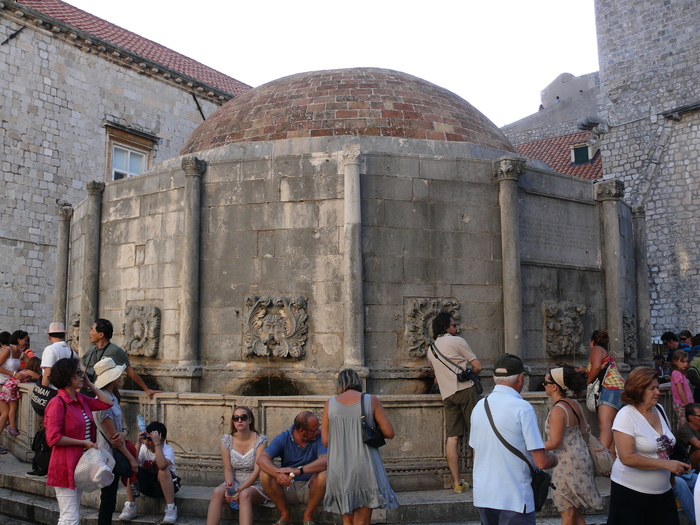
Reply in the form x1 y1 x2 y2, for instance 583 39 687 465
180 68 516 155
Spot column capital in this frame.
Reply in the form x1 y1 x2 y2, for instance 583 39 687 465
58 205 74 222
595 179 625 202
87 180 105 195
632 204 646 219
493 156 526 183
181 156 206 177
341 145 361 167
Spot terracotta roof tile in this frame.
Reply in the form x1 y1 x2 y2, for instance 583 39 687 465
515 131 602 180
17 0 251 96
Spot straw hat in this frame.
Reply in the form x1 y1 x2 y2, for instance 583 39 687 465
94 357 127 389
46 322 67 334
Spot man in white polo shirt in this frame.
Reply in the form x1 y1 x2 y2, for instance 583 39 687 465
470 354 557 525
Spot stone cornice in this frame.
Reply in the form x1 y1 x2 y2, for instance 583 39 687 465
1 1 234 105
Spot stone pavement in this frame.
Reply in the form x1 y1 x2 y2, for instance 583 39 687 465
0 451 615 525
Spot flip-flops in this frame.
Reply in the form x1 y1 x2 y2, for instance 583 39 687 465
0 446 8 454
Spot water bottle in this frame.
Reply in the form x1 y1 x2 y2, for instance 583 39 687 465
136 414 146 434
226 481 239 509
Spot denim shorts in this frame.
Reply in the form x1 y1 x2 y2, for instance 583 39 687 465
599 386 622 410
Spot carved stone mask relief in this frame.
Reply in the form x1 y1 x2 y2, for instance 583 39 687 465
543 300 586 356
404 297 460 357
123 305 161 357
243 295 308 359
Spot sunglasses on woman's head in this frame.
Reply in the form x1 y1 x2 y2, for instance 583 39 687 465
233 414 249 422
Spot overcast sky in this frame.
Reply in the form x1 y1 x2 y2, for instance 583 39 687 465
64 0 600 127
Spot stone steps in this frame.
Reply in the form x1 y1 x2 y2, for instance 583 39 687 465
0 452 612 524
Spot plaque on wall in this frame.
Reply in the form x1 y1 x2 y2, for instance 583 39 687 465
519 194 600 269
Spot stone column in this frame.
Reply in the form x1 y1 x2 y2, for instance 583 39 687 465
173 156 206 392
79 181 104 355
633 205 652 362
342 145 366 370
493 156 526 357
596 180 625 359
53 204 73 325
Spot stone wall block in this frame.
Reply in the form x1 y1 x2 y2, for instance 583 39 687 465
139 189 184 216
301 154 338 177
383 200 430 228
318 200 343 228
239 159 272 181
361 175 414 201
403 257 502 286
274 228 340 258
203 180 266 208
364 154 420 178
201 230 258 260
364 331 400 363
102 197 141 222
456 206 501 234
364 304 403 333
99 243 136 271
101 267 140 292
279 174 342 202
364 283 436 306
257 231 275 258
310 281 343 305
360 199 385 227
272 157 302 179
144 237 181 265
451 284 503 304
362 228 431 257
363 255 404 284
139 262 180 289
206 162 241 184
419 158 459 181
429 180 498 206
428 231 492 261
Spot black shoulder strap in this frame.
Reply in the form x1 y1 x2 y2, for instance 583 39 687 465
484 396 535 477
430 341 465 376
554 399 581 426
655 404 670 427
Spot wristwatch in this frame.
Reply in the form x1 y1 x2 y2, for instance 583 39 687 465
298 466 304 475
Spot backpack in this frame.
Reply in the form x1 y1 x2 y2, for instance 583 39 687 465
31 429 52 476
687 356 700 387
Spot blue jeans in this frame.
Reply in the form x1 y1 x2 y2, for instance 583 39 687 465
673 471 697 522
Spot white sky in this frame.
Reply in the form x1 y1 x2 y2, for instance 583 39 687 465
64 0 600 128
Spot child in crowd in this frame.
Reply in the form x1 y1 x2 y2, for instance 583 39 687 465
0 356 41 436
654 353 670 383
671 350 693 424
119 421 181 524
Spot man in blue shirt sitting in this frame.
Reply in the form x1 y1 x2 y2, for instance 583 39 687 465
257 411 327 525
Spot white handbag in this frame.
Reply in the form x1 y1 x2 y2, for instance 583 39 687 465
74 447 115 492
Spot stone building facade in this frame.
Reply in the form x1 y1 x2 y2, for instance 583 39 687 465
501 1 700 341
595 0 700 335
0 0 249 348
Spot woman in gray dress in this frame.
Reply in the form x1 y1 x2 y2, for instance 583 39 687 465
322 369 399 525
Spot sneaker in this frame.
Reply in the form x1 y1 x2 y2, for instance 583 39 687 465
453 479 469 493
162 503 177 524
118 501 137 521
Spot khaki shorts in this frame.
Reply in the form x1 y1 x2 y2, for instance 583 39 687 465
283 479 310 504
444 387 476 438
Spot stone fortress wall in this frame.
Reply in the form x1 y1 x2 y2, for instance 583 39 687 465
0 8 224 348
594 0 700 334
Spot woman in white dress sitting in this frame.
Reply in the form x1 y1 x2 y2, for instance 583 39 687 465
206 406 270 525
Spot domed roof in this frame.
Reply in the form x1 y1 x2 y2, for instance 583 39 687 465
180 68 516 155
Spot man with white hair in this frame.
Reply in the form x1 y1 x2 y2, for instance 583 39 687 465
470 354 558 525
